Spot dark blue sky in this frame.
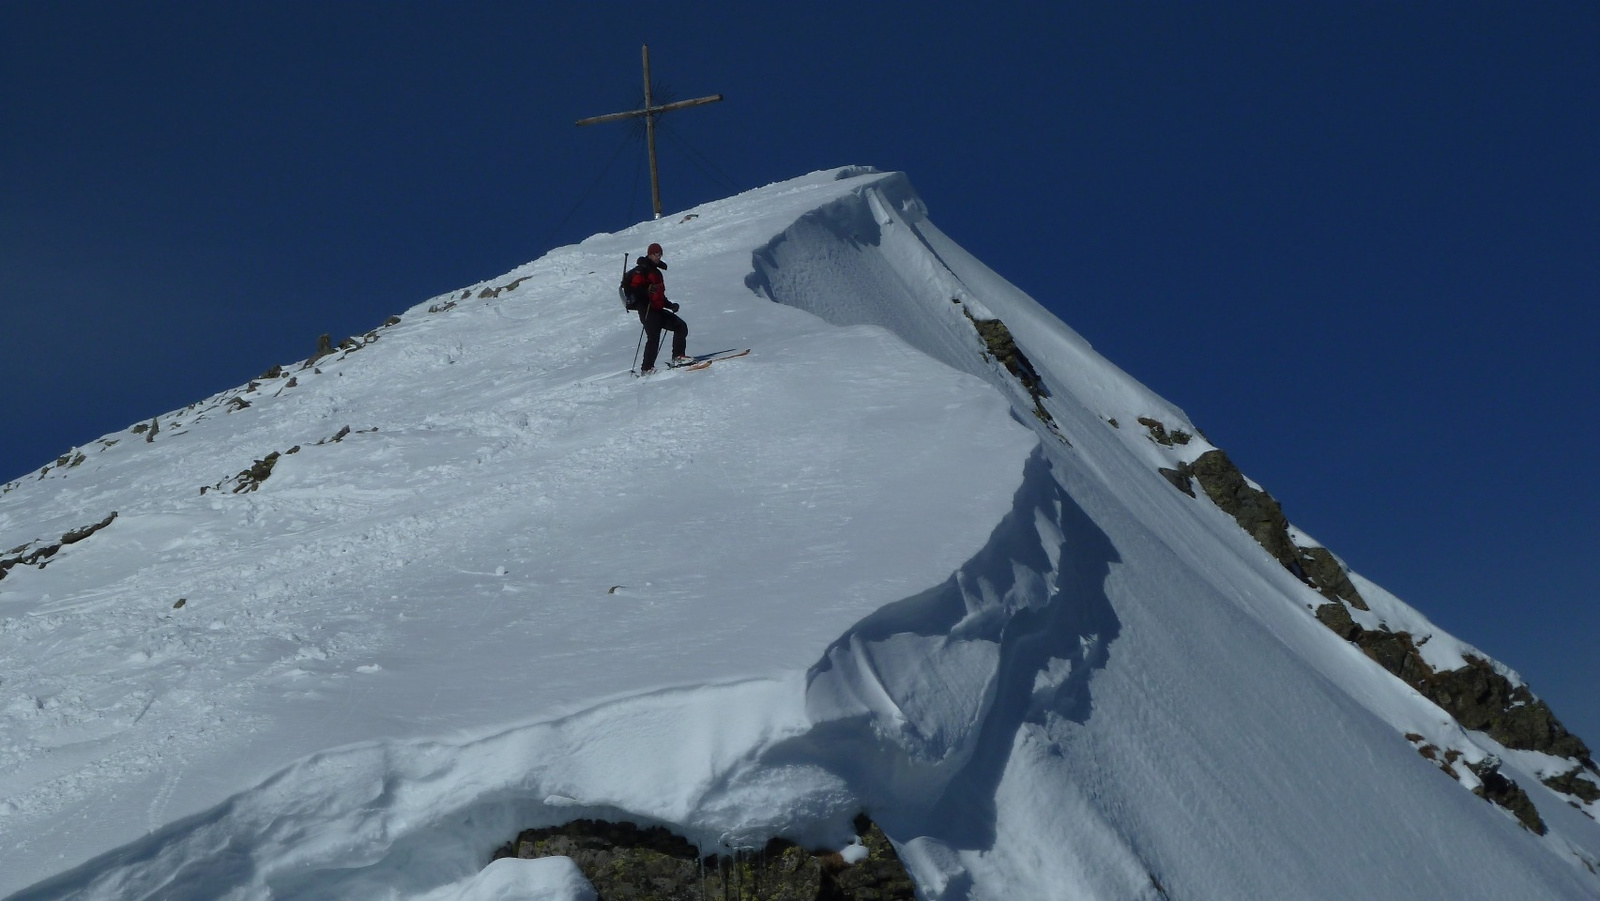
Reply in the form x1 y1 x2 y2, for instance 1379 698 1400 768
4 4 1597 748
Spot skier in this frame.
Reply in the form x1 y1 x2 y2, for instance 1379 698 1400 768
627 243 691 374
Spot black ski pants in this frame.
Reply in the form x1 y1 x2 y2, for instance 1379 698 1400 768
638 306 688 370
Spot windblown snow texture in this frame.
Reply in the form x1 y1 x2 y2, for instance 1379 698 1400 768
1 168 1596 900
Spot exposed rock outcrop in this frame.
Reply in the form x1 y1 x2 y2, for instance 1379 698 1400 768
1346 626 1592 763
1425 656 1591 762
478 275 531 298
0 512 118 581
960 306 1060 435
1544 766 1600 805
1470 757 1548 835
489 814 915 901
1164 448 1368 609
1138 416 1191 447
1154 435 1595 832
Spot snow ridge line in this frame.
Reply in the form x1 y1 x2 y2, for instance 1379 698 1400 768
743 173 1600 892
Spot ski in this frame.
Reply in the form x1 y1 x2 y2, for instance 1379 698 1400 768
632 349 750 377
682 349 751 371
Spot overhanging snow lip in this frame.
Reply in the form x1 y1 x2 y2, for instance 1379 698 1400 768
790 448 1123 848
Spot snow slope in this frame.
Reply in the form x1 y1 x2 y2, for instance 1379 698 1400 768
1 167 1596 900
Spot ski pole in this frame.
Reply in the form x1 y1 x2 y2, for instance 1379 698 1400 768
619 253 631 311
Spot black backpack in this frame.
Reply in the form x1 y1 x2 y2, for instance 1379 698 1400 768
619 259 648 312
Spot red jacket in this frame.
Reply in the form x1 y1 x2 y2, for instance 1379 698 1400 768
628 259 669 311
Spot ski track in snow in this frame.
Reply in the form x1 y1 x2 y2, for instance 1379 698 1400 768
1 167 1597 901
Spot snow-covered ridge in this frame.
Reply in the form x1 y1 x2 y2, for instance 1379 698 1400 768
1 168 1597 900
746 171 1600 893
753 169 1593 779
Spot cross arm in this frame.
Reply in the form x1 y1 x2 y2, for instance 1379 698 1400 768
575 93 724 127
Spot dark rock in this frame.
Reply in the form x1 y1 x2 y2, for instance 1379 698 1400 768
1157 467 1195 497
61 512 117 545
0 551 26 581
1137 417 1191 447
1188 450 1299 571
1543 766 1600 804
22 544 61 567
307 333 336 367
1180 446 1594 774
1469 758 1547 835
1314 602 1361 640
1185 450 1371 610
961 312 1065 441
1352 628 1436 690
1 513 118 582
828 815 918 901
490 814 916 901
1422 657 1592 762
969 317 1046 398
1349 630 1593 764
1295 546 1368 610
1409 738 1463 779
232 453 281 494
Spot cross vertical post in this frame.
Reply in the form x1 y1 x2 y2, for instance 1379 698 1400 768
576 44 723 220
642 45 661 220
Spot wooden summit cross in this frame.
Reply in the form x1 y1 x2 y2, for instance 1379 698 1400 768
575 44 723 220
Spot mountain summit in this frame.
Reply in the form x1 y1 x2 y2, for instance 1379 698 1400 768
1 167 1596 900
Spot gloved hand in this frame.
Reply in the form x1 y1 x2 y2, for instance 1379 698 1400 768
668 302 680 313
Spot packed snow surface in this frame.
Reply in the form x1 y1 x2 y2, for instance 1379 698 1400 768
1 168 1596 900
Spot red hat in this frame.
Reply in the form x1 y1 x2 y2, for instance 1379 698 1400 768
647 243 663 256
